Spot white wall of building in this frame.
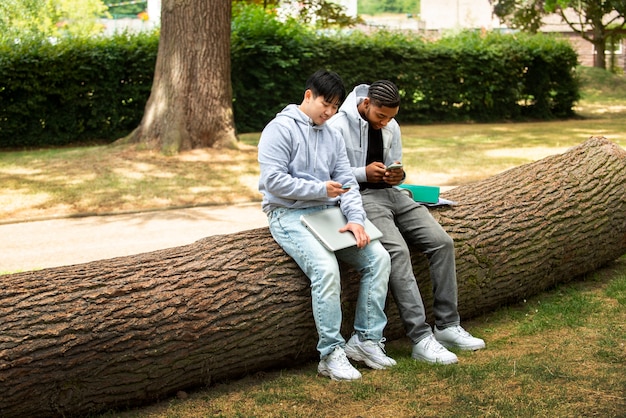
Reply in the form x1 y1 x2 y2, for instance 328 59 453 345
420 0 503 31
335 0 357 18
147 0 161 25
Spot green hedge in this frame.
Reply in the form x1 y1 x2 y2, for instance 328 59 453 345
0 11 579 148
0 33 157 148
232 26 579 131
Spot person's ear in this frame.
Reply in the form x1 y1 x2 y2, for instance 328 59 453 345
360 97 370 111
303 89 312 102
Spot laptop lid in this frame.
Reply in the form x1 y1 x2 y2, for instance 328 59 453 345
300 207 383 252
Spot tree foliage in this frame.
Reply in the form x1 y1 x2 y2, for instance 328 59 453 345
491 0 626 69
235 0 361 28
358 0 420 15
106 0 146 17
0 0 110 39
286 0 362 27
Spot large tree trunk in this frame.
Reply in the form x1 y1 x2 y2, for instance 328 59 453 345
122 0 237 152
1 137 624 417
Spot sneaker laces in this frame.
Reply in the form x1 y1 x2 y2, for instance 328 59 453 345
332 348 352 367
451 325 472 337
423 335 448 353
376 337 388 354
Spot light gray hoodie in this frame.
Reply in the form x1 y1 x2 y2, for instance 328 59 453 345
258 104 366 225
327 84 403 182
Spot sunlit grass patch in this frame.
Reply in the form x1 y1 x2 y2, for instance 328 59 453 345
0 143 262 221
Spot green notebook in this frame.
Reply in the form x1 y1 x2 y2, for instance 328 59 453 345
397 184 440 204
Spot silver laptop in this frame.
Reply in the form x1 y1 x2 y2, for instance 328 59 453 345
300 207 383 251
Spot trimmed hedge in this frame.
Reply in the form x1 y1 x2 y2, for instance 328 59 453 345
0 18 579 148
0 33 158 148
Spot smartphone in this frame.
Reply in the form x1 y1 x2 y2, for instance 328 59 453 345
387 162 403 170
341 183 354 189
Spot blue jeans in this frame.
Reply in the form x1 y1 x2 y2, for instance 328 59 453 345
268 206 391 358
361 188 460 344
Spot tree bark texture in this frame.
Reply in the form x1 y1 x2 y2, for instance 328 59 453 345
1 137 624 417
126 0 237 152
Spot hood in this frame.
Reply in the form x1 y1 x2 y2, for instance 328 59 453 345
276 103 324 131
340 84 370 126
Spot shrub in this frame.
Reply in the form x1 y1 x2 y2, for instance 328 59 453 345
0 32 158 148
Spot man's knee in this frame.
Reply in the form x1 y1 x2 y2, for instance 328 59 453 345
371 243 392 269
440 232 454 250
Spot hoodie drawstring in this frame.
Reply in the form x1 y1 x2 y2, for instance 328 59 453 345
314 127 319 172
306 121 320 172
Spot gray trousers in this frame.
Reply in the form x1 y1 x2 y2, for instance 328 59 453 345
361 188 460 343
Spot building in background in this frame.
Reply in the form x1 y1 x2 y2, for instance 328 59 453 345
418 0 623 69
419 0 504 32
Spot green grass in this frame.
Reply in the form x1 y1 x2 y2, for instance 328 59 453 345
577 66 626 102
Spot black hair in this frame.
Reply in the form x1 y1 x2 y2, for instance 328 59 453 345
368 80 400 108
305 69 346 105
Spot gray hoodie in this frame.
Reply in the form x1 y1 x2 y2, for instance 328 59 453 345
327 84 403 182
258 104 366 226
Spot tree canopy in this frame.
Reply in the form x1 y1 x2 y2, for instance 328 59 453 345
0 0 110 39
235 0 361 28
491 0 626 69
106 0 146 18
358 0 420 15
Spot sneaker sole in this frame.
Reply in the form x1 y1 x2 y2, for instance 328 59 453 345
411 353 458 365
344 345 392 370
317 365 361 381
437 340 486 351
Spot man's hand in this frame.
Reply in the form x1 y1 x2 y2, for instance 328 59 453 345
365 162 387 183
339 222 370 249
383 162 405 186
326 181 349 198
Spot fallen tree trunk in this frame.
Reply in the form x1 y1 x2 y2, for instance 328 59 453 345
1 137 624 417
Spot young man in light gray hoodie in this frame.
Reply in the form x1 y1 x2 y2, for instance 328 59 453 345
328 80 485 365
258 70 396 381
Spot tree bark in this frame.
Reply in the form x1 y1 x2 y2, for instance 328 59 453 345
123 0 237 152
1 137 625 417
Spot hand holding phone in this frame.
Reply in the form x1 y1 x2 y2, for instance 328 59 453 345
386 162 403 170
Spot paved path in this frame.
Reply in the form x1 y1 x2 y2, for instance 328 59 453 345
1 203 268 273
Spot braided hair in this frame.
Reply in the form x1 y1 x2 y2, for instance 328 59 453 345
367 80 400 108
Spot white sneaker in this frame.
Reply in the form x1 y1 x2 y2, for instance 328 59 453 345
318 346 362 381
344 334 397 370
412 334 458 364
434 325 486 351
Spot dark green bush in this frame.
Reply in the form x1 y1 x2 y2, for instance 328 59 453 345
0 5 579 148
0 32 157 148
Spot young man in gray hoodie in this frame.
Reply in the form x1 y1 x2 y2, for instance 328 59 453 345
258 70 396 381
328 80 485 365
